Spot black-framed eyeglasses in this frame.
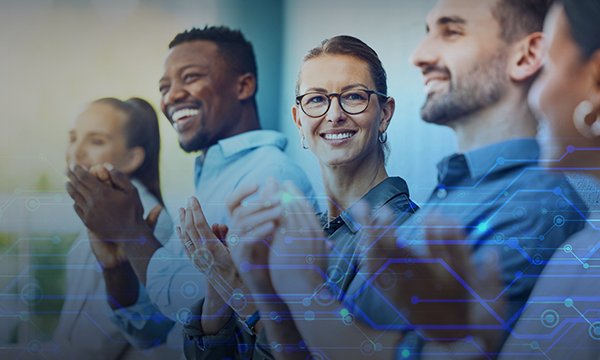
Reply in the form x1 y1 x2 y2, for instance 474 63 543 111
295 89 388 118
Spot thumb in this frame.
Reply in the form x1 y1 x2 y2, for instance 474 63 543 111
146 205 163 231
104 163 133 191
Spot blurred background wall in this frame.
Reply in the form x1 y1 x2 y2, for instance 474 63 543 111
0 0 457 343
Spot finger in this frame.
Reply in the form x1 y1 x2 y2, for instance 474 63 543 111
177 226 194 261
183 205 201 244
89 164 112 187
218 224 229 240
104 163 134 192
146 205 164 231
188 197 217 242
65 181 87 207
226 183 260 216
233 205 284 235
211 223 220 239
251 221 276 240
73 204 85 220
70 164 102 190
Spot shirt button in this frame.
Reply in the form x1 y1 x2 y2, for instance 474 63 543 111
437 189 448 199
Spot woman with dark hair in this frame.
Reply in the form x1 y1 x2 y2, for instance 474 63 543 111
18 98 175 360
179 36 419 360
497 1 600 359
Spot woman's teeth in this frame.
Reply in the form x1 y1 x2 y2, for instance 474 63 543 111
323 133 355 140
172 108 199 121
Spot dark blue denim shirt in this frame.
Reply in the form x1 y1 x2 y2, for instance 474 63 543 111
344 139 587 359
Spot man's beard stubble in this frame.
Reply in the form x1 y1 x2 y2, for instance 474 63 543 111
178 117 213 153
421 50 509 126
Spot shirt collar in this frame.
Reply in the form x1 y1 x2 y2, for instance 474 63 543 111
217 130 287 159
194 130 288 188
324 177 411 235
437 138 540 182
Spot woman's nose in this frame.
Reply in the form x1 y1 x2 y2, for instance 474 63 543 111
325 97 347 123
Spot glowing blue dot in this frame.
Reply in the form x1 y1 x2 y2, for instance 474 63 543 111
284 236 293 244
299 340 307 349
411 296 419 304
515 271 523 279
302 298 311 306
507 237 519 249
270 311 278 320
554 187 562 195
152 312 165 324
565 298 573 308
240 261 251 273
567 145 575 153
477 223 488 232
531 341 539 350
341 309 349 317
402 350 410 358
584 263 590 269
304 311 315 322
496 157 505 165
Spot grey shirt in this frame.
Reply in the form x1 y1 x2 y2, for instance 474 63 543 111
183 177 418 359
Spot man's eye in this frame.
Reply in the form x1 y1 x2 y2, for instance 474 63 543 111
445 29 461 37
184 73 200 81
159 85 169 94
91 139 105 146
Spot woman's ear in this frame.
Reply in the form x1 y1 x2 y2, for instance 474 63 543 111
121 146 146 175
508 32 546 82
379 97 395 134
292 105 304 137
237 73 257 101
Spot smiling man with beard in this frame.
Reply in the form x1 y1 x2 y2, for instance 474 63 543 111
66 26 315 356
351 0 588 358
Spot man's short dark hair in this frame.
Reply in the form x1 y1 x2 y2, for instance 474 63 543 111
169 25 257 81
493 0 554 43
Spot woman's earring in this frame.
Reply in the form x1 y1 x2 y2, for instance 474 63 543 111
573 100 600 139
378 132 388 144
301 137 309 149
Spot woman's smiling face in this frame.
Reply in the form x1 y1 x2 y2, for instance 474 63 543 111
293 54 393 168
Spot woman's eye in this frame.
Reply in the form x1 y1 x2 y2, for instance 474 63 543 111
343 92 366 101
307 95 326 104
91 139 105 146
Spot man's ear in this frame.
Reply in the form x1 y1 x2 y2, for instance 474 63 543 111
121 147 145 175
378 97 395 134
508 32 546 82
237 73 257 101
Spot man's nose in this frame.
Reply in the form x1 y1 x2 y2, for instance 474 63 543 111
410 34 440 70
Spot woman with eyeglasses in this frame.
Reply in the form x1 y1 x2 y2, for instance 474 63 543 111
181 36 418 360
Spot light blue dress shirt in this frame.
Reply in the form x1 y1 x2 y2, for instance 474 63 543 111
110 130 316 351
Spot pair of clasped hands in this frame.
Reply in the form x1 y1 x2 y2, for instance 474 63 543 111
66 162 504 347
66 163 163 270
175 177 505 346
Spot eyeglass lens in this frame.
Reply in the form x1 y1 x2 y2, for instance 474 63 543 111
301 90 371 117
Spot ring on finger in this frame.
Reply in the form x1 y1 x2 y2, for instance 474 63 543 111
184 240 194 249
